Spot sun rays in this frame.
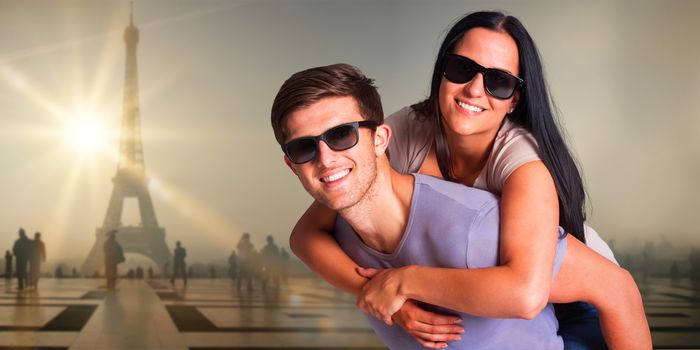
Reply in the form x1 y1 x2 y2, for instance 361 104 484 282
1 4 244 262
62 107 112 157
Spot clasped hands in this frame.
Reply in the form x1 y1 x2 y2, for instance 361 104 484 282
355 266 464 349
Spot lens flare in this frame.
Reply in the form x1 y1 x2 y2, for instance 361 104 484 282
63 109 110 156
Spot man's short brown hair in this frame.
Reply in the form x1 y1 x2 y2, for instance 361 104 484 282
270 63 383 145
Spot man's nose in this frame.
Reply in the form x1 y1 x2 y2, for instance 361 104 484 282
316 140 339 166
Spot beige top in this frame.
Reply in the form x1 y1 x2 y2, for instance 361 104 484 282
385 106 618 264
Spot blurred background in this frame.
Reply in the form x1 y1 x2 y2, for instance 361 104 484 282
0 0 698 278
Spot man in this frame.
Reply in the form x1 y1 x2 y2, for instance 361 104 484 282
171 241 187 286
279 248 290 283
12 228 32 291
4 250 12 281
270 64 649 349
104 230 125 290
260 235 280 291
227 250 238 282
236 233 255 291
29 232 46 288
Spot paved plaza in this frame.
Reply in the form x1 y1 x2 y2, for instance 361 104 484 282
0 277 384 349
0 276 697 349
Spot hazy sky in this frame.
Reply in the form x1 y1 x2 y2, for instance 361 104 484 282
1 0 698 263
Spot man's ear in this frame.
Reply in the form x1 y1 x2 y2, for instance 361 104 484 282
283 155 298 176
373 123 391 156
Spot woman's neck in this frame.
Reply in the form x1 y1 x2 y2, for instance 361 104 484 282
444 128 498 185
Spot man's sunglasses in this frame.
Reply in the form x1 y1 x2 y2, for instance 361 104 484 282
283 121 379 164
443 53 524 100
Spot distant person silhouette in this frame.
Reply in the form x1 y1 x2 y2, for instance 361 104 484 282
12 228 32 290
279 248 290 283
29 232 46 289
251 249 263 285
227 250 238 281
669 261 680 283
236 233 255 291
55 266 64 279
136 266 144 279
103 230 125 290
171 241 187 286
641 241 655 281
163 261 170 279
148 267 154 279
260 235 281 291
4 250 12 280
690 248 700 282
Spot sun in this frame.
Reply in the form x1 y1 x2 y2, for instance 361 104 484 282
63 108 112 157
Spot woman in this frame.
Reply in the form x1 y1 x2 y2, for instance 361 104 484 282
290 11 647 349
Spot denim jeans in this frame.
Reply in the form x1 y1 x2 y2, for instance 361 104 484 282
555 302 608 350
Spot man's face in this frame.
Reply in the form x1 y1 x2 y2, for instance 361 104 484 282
283 96 379 211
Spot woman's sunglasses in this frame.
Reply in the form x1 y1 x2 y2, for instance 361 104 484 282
282 121 379 164
443 53 524 100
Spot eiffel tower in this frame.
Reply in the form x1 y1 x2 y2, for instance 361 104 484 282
81 5 171 276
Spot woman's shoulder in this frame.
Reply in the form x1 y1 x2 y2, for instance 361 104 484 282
495 118 538 147
386 106 432 144
385 106 429 126
479 119 542 193
385 106 433 174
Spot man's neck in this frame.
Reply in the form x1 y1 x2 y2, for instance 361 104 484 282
338 158 414 254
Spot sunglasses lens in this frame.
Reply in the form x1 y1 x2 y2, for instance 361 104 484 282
325 124 358 151
484 71 518 99
444 55 477 84
286 138 317 164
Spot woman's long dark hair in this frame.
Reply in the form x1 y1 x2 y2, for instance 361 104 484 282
413 11 587 242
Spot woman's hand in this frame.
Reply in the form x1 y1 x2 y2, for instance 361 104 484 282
356 267 409 324
357 267 464 348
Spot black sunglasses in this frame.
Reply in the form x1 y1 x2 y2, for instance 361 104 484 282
283 121 379 164
443 53 524 100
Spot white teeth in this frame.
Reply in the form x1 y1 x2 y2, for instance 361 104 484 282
322 169 350 183
457 100 484 112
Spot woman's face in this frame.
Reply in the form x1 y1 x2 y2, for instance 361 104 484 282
438 27 520 140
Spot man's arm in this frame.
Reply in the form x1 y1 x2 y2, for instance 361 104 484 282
289 200 365 295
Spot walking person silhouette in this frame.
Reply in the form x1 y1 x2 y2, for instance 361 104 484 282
12 228 32 291
29 232 46 289
103 230 125 290
171 241 187 286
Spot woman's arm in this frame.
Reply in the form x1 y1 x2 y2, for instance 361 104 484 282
356 161 559 320
355 160 651 348
358 235 651 349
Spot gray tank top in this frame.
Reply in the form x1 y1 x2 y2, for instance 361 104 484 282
334 174 565 350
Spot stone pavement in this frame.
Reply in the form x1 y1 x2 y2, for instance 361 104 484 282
0 276 698 349
0 277 385 349
637 278 700 349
